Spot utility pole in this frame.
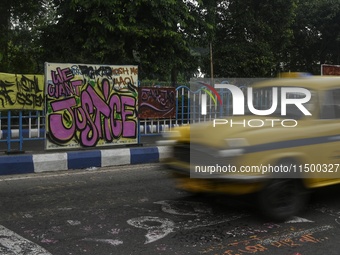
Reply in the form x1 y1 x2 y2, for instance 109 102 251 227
210 42 214 86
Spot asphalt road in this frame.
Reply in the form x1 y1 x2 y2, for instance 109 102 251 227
0 163 340 255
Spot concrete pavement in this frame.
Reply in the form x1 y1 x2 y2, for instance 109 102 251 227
0 135 171 175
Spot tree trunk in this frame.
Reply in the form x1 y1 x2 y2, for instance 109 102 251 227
171 67 178 87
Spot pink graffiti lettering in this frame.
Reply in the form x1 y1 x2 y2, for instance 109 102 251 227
121 96 136 137
48 84 136 147
110 94 122 138
49 97 77 143
139 88 176 118
78 89 99 146
141 88 175 107
48 67 83 98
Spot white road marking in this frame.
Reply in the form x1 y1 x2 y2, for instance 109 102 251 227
312 204 340 225
0 225 52 255
82 238 123 246
154 200 212 216
155 200 249 230
285 216 314 223
127 216 175 244
179 214 248 230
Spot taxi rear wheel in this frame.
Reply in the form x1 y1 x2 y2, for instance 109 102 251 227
257 179 308 222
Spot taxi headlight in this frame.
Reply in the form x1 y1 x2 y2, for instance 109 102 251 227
224 138 249 148
216 138 248 157
161 131 181 139
217 149 244 157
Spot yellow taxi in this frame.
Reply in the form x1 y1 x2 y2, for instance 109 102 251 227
161 76 340 221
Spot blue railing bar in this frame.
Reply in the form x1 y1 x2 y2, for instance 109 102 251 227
19 111 23 151
7 111 11 152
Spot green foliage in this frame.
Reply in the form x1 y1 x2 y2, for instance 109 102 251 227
39 0 201 84
200 0 298 77
287 0 340 74
1 0 340 79
0 0 52 73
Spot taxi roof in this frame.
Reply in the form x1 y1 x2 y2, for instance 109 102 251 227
251 76 340 90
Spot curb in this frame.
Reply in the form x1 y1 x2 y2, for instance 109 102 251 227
0 146 171 176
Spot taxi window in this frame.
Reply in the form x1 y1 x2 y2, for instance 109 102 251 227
320 89 340 119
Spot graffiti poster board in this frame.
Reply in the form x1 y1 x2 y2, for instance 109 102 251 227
0 72 44 111
45 63 139 150
321 64 340 75
138 87 176 118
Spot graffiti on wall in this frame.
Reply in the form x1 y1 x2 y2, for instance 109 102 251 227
0 73 44 111
138 87 176 118
45 63 138 150
321 64 340 75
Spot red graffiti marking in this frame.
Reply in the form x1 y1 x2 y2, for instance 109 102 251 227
112 67 129 75
114 76 135 86
213 233 322 255
139 87 176 118
271 239 301 248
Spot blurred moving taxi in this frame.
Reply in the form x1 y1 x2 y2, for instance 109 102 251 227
161 76 340 221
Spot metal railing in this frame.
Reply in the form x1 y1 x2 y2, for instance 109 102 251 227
1 83 246 152
0 111 45 152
